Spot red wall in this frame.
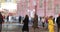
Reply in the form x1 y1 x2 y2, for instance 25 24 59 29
17 0 60 17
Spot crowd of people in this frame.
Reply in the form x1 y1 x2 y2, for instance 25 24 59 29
0 12 60 32
21 14 60 32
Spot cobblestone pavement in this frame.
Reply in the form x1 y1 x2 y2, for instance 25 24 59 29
1 22 58 32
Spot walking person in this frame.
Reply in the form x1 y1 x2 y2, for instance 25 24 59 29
22 15 29 32
19 16 21 23
45 17 48 29
48 16 54 32
56 14 60 32
41 17 45 28
33 13 38 32
7 15 9 22
0 12 4 32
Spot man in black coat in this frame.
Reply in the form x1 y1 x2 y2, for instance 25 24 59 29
7 15 9 22
56 14 60 32
22 15 29 32
19 16 21 23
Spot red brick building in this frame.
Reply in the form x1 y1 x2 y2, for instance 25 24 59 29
17 0 60 17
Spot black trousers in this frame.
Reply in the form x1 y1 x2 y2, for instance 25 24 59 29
57 25 60 32
42 22 45 28
22 26 29 32
0 24 2 32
